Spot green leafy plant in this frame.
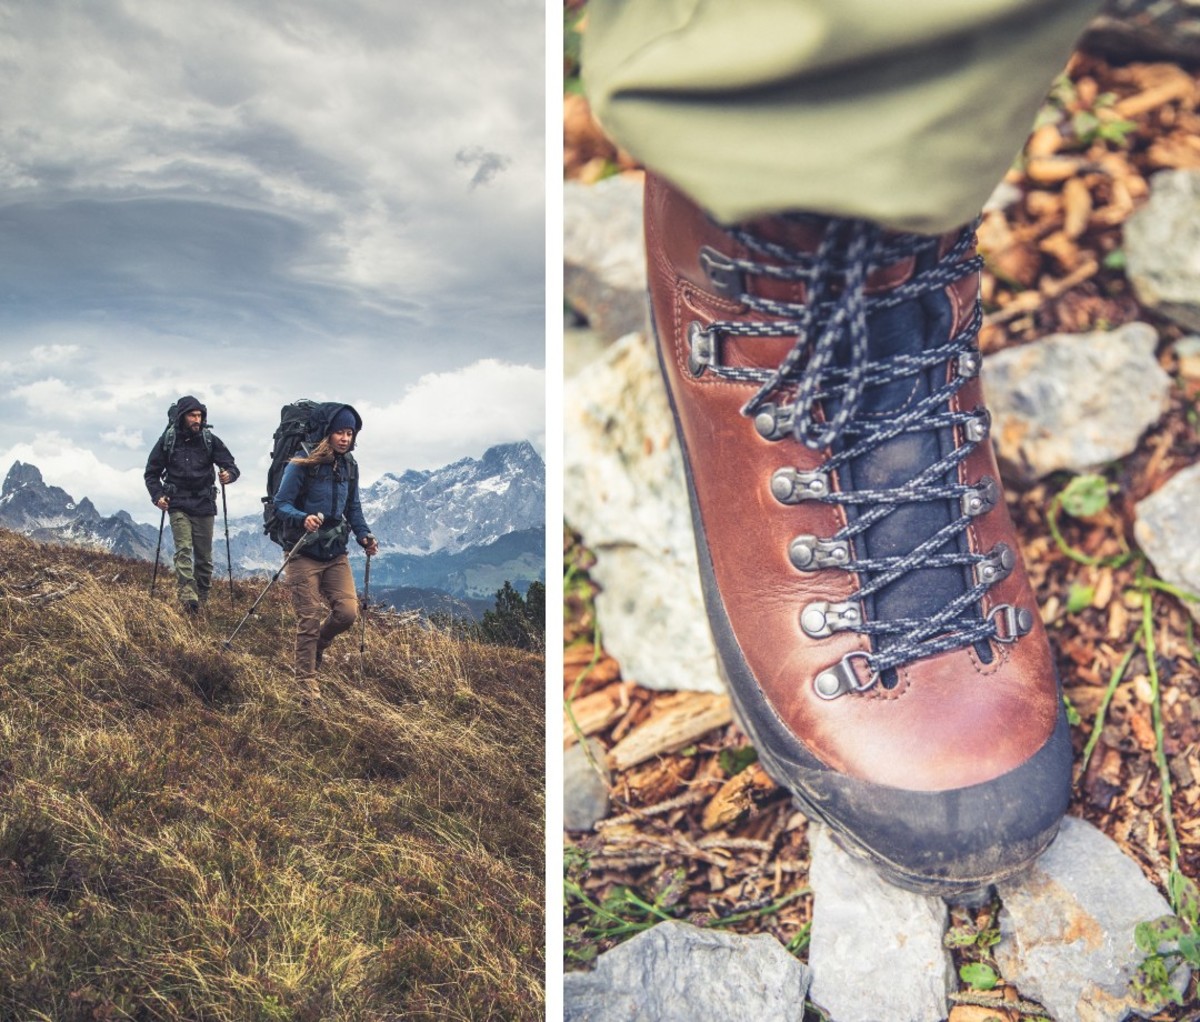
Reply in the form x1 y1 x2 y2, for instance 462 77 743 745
945 924 1001 952
959 962 999 991
1036 77 1138 149
719 745 759 777
1065 582 1095 614
1046 473 1131 569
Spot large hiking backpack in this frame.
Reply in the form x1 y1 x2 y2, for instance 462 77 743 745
161 400 213 458
261 399 358 548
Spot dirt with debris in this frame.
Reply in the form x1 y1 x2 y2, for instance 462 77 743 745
564 31 1200 1019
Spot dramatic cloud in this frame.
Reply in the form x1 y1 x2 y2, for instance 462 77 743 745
0 0 546 523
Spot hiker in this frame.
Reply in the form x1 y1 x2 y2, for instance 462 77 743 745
579 1 1105 894
272 404 378 702
144 395 240 613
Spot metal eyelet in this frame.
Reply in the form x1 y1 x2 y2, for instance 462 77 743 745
699 246 744 298
956 351 982 379
687 321 716 378
770 467 830 504
975 542 1016 586
754 403 793 441
788 535 851 571
960 476 999 517
800 600 862 639
963 408 991 444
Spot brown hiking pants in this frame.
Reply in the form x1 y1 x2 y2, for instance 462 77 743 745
286 552 359 682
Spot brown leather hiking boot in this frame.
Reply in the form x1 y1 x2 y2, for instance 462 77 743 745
645 173 1071 896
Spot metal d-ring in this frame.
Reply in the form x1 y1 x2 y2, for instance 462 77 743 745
813 650 880 700
987 603 1034 643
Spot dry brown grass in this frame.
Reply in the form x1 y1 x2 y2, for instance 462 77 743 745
0 527 544 1021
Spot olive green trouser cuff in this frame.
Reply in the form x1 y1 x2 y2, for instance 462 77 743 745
169 510 214 604
583 0 1103 233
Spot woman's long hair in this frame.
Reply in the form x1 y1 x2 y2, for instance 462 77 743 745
291 437 337 466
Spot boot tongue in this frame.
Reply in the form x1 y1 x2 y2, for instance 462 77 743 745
828 281 968 662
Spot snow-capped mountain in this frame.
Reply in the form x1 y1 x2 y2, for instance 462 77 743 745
0 462 161 560
360 441 544 555
0 441 545 610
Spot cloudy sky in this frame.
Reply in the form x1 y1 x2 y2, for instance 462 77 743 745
0 0 546 523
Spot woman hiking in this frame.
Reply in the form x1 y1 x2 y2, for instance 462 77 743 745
273 403 378 702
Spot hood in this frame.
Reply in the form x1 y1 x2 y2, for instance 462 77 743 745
312 402 363 451
172 395 207 428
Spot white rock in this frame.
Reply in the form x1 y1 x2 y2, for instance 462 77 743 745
1135 461 1200 624
563 737 611 832
808 825 955 1022
564 175 648 343
995 816 1189 1021
564 919 811 1022
564 331 722 693
983 322 1170 482
1125 169 1200 331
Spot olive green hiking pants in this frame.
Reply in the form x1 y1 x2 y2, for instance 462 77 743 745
168 510 214 606
583 0 1103 233
286 553 359 684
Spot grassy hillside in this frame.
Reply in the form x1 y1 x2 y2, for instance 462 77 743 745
0 528 544 1021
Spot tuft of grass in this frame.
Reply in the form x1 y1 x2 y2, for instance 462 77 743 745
0 527 544 1021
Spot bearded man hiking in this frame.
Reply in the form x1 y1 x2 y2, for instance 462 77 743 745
144 395 240 614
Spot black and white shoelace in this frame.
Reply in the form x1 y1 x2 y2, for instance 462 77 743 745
688 217 1032 695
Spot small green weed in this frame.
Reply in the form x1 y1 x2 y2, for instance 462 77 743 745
946 899 1002 993
1038 75 1138 150
1132 872 1200 1005
959 962 1000 991
1047 473 1131 569
719 745 759 777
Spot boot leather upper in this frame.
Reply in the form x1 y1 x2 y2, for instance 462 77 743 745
645 172 1060 794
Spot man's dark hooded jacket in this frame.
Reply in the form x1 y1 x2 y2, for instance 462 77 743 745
144 395 240 516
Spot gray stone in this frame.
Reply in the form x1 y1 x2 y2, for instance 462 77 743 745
982 322 1170 482
1135 461 1200 625
563 331 722 693
563 919 811 1022
1125 170 1200 331
808 825 955 1022
563 737 611 832
1083 0 1200 66
564 175 648 344
995 816 1189 1022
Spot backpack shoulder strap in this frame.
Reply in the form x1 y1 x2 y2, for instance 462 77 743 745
162 424 176 459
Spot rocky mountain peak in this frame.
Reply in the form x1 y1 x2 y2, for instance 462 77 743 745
0 460 156 560
3 460 45 495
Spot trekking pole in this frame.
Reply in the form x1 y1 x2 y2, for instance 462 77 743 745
359 550 372 655
149 505 166 598
223 513 323 649
220 479 235 609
